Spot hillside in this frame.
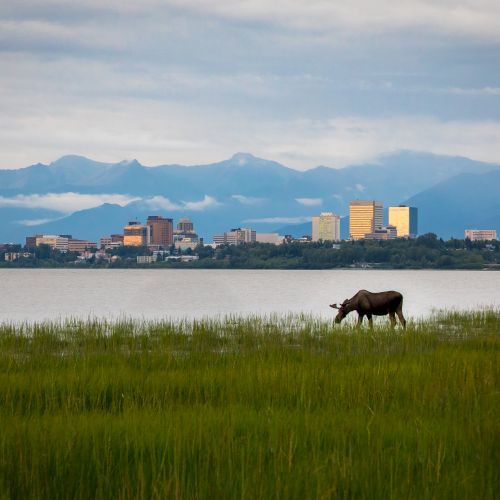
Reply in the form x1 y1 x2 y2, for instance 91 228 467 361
0 151 498 242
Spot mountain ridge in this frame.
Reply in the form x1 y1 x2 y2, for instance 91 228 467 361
0 151 499 242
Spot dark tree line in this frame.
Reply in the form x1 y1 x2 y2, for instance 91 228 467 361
189 234 499 270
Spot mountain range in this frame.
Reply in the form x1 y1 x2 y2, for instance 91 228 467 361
0 151 499 243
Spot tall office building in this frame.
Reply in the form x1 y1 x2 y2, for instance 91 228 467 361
349 200 383 240
123 221 150 246
147 216 173 247
312 212 340 242
388 205 418 238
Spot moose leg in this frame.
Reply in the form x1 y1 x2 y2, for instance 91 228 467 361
396 308 407 330
389 312 396 329
356 314 364 328
367 314 374 330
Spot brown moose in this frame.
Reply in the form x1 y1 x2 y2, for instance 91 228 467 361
330 289 406 329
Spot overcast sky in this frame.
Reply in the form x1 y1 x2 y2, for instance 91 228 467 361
1 0 499 170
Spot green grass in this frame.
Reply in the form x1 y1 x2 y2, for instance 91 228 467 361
0 311 498 499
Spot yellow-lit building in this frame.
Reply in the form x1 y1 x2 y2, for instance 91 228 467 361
35 235 69 252
388 205 418 238
349 201 383 240
312 212 340 242
123 221 149 246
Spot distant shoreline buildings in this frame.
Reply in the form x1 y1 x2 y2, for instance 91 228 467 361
348 201 418 241
9 200 497 265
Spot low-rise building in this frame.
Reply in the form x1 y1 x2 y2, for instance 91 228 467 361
68 239 96 252
137 255 157 264
5 252 32 262
95 250 110 261
175 237 200 252
283 235 312 243
256 233 284 245
35 235 69 252
213 227 256 246
99 236 112 249
99 235 124 250
364 225 398 240
464 229 497 241
76 251 95 261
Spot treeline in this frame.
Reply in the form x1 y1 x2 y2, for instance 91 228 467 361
192 234 500 269
1 233 498 269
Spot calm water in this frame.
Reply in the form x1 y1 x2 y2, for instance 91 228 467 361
0 269 499 323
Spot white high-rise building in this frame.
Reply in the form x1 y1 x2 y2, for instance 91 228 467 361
312 212 341 242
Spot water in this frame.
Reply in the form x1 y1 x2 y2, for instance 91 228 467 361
0 269 499 323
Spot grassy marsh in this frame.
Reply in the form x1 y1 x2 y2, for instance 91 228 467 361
0 311 498 499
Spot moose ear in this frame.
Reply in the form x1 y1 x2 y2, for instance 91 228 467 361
329 303 339 309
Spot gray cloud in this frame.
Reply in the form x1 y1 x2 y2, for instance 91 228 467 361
144 195 221 211
0 0 499 170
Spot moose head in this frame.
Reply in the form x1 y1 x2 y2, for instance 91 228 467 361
329 300 350 324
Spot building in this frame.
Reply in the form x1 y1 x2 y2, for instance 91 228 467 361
67 239 96 252
255 233 285 245
176 218 194 234
35 235 69 252
99 235 124 250
312 212 340 242
5 252 32 262
123 221 150 246
213 227 256 246
364 225 398 240
137 255 157 264
147 216 173 248
25 234 42 249
174 237 200 252
465 229 497 241
349 200 383 240
173 218 201 251
388 205 418 238
111 234 124 243
99 236 112 249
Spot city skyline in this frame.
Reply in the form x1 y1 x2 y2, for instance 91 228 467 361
1 151 497 243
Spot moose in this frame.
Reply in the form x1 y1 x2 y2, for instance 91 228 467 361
330 289 406 329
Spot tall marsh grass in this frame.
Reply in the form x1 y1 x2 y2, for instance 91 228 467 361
0 311 498 499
